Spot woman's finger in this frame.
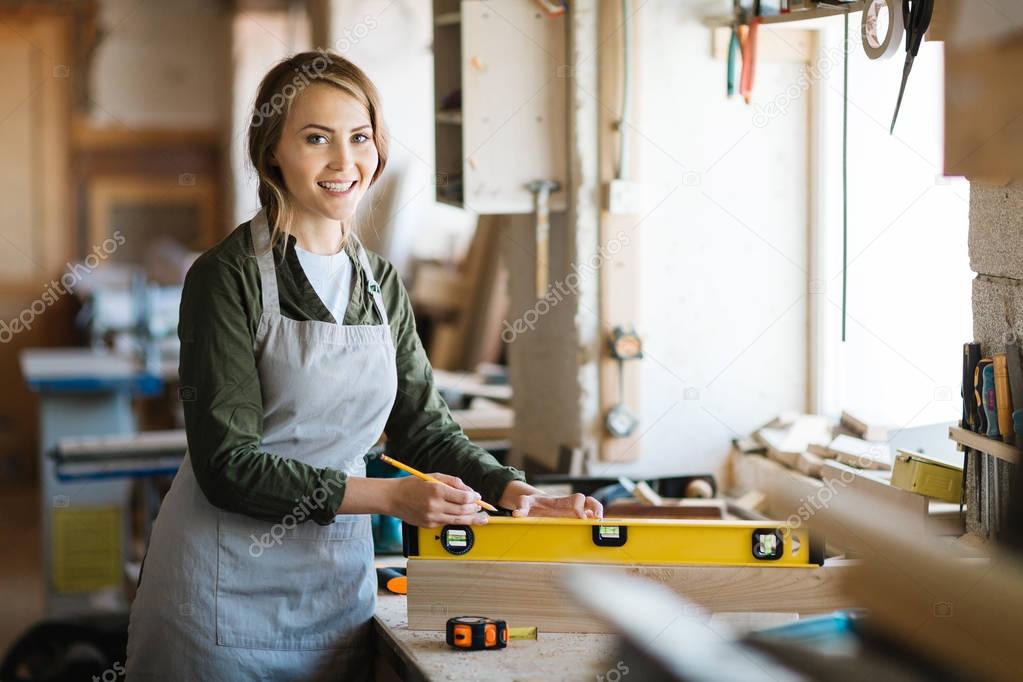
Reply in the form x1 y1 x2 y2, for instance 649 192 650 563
510 495 534 517
431 472 472 492
584 496 604 519
441 511 490 526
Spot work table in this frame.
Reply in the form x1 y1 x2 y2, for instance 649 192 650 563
372 593 619 681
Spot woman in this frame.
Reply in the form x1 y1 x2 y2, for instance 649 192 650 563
125 51 602 681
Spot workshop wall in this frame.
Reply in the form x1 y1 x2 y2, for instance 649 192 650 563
597 1 811 478
968 181 1023 535
89 0 230 129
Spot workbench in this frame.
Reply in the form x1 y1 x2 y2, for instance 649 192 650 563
371 590 797 681
373 593 618 681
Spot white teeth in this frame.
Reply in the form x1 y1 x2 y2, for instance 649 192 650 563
318 181 355 192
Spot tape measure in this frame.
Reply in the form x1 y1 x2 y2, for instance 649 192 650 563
446 616 508 650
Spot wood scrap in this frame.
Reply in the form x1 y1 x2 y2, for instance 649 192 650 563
794 450 824 478
826 435 892 471
838 410 890 442
605 499 726 519
754 415 833 470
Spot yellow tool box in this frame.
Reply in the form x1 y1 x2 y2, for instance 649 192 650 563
891 449 964 503
403 517 823 567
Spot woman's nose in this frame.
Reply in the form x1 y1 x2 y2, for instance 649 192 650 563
328 143 352 170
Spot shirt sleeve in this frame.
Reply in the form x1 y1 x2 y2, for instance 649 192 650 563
381 267 526 505
178 254 346 525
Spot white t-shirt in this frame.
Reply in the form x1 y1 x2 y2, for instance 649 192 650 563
294 243 354 322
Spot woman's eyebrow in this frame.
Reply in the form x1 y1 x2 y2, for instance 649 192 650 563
298 123 372 133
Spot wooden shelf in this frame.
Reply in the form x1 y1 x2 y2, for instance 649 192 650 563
759 1 864 25
949 426 1020 465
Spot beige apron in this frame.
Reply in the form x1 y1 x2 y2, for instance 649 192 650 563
126 208 397 681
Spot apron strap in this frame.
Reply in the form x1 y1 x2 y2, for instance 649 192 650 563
352 235 389 327
250 208 280 314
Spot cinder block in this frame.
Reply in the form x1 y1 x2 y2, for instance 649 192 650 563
969 182 1023 279
972 274 1023 354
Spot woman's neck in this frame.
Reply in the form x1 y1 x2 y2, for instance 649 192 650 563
290 211 345 255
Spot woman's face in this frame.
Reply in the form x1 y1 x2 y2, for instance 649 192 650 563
272 82 379 225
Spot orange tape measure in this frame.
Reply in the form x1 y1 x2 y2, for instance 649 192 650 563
446 616 508 650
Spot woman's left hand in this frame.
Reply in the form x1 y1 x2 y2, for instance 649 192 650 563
498 481 603 519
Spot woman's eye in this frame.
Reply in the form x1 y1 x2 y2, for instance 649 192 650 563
352 133 370 143
306 134 328 145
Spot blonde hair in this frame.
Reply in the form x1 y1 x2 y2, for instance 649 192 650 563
247 51 388 252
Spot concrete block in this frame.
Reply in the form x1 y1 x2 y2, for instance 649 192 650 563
969 182 1023 279
972 274 1023 353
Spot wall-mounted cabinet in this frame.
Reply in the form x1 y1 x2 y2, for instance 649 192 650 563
432 0 567 214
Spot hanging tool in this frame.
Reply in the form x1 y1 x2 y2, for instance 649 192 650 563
889 0 934 133
446 616 508 650
605 325 642 438
739 0 761 104
525 180 561 299
726 1 743 97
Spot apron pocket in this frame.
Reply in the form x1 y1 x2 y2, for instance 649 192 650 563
215 512 376 651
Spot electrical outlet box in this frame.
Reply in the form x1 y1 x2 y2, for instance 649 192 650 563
606 179 646 215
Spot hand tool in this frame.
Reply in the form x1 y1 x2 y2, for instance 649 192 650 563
379 454 498 512
739 0 761 103
605 326 642 438
404 516 824 567
376 566 407 594
446 616 508 650
525 180 561 298
889 0 934 133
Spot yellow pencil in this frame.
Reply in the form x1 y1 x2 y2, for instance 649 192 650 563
379 454 499 512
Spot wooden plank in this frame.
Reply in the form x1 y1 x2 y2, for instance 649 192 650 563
604 499 727 519
406 559 856 633
944 27 1023 178
814 483 1023 682
598 0 642 462
949 425 1021 465
820 460 961 536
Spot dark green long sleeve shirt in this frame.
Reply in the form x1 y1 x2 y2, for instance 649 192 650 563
178 218 524 525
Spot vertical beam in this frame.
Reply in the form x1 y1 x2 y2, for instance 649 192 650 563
597 0 642 462
567 0 603 470
305 0 332 49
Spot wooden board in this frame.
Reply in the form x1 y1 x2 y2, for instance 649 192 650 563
597 0 642 462
949 425 1021 465
604 499 726 519
944 12 1023 179
406 559 856 633
814 482 1023 682
820 460 962 536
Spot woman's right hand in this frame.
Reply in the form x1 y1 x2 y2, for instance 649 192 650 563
387 473 490 528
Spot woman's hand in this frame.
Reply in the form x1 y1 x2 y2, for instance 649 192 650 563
387 473 490 528
498 480 603 519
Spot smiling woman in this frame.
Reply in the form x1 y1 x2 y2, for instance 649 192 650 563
248 54 389 254
123 50 601 682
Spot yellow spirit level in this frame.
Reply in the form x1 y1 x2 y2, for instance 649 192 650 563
403 517 823 567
